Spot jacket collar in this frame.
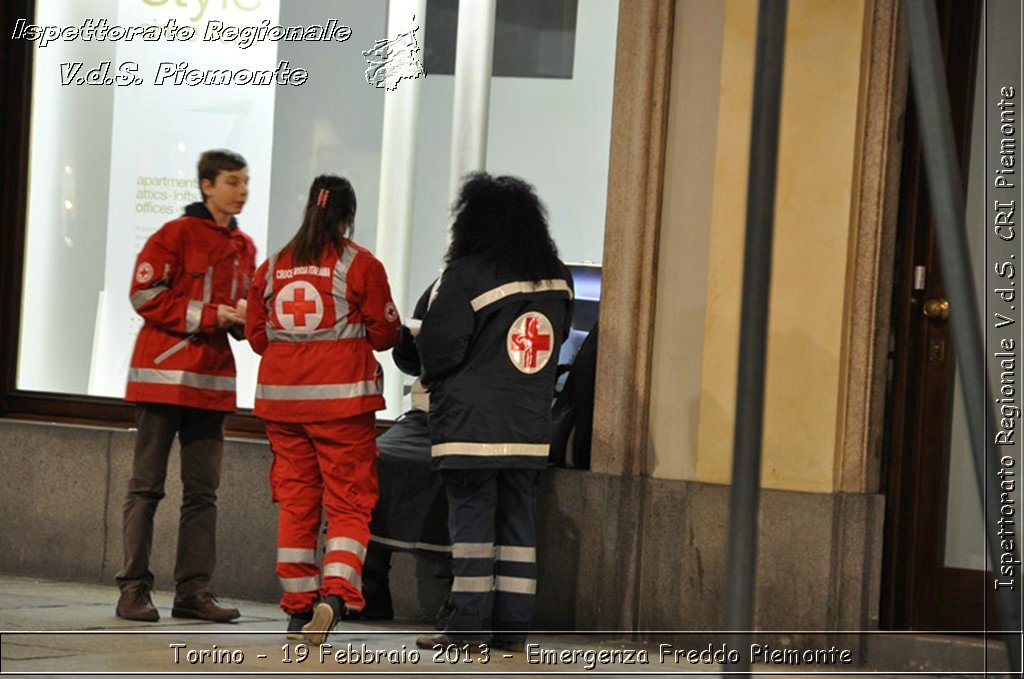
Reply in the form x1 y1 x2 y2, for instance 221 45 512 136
183 202 238 231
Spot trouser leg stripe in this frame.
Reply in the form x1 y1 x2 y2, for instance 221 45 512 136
277 547 317 564
495 575 536 595
280 576 319 593
326 537 367 562
452 542 495 559
323 561 362 589
452 576 494 593
495 545 535 562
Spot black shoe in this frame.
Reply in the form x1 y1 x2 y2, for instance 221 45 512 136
490 637 527 653
434 600 455 630
360 572 394 621
416 633 488 651
116 584 159 622
357 603 394 621
286 610 313 640
415 633 459 650
171 592 240 622
302 595 344 644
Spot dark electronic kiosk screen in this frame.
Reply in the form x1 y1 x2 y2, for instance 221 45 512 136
559 263 601 367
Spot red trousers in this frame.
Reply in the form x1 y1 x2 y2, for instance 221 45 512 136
266 412 379 614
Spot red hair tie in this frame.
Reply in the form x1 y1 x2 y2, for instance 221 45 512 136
317 188 330 208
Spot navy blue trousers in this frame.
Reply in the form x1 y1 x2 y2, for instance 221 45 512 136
442 468 541 643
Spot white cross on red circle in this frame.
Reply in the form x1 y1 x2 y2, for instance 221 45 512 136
274 281 324 331
507 312 554 374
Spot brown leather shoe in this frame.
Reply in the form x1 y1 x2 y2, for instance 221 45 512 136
171 592 240 622
116 585 159 622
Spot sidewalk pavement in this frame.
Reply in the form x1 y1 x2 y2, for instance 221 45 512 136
0 575 940 677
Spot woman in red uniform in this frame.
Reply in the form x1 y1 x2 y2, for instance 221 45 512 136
246 175 402 641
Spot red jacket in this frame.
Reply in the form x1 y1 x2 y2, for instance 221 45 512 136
126 203 257 412
246 240 402 423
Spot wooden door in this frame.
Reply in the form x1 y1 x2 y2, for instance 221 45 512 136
881 0 999 631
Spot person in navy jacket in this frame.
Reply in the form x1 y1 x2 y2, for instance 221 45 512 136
415 173 573 652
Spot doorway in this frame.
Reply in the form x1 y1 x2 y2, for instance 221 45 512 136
880 0 1000 631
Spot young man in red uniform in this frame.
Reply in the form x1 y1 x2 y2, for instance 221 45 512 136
245 174 402 641
116 149 257 622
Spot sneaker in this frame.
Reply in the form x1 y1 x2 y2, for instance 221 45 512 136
286 610 313 640
115 584 159 622
171 592 240 622
302 595 343 644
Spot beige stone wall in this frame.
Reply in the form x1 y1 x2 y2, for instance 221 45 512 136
647 0 725 479
650 0 870 492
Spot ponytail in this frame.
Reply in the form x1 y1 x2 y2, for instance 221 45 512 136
286 175 357 266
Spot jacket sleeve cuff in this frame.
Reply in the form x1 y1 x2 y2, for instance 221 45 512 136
200 303 220 334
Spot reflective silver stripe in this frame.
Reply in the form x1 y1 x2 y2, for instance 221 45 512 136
153 339 189 366
256 380 380 401
185 300 204 334
411 378 430 412
322 562 361 589
128 368 235 391
332 245 358 320
495 575 536 595
277 547 317 564
131 285 169 311
326 537 367 562
230 258 239 300
427 270 445 310
431 442 549 458
452 542 495 559
263 254 278 303
279 575 319 593
369 535 451 553
265 323 366 343
470 279 573 312
203 266 213 302
452 576 493 593
262 247 363 344
496 545 536 563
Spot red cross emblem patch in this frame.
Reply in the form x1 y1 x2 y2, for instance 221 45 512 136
274 281 324 332
507 312 554 374
135 262 154 284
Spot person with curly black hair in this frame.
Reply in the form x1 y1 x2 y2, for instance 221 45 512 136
415 173 573 653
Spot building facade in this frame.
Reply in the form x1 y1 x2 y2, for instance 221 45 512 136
0 0 1008 642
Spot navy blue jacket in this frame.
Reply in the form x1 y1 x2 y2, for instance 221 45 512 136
418 255 573 469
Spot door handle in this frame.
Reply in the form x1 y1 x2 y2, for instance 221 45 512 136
923 298 949 320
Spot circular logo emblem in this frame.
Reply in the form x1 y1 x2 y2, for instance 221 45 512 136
506 312 555 374
384 301 399 323
274 281 324 332
135 262 154 284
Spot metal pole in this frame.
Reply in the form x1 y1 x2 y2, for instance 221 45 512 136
447 0 496 214
375 1 427 419
903 0 1021 672
722 0 788 673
